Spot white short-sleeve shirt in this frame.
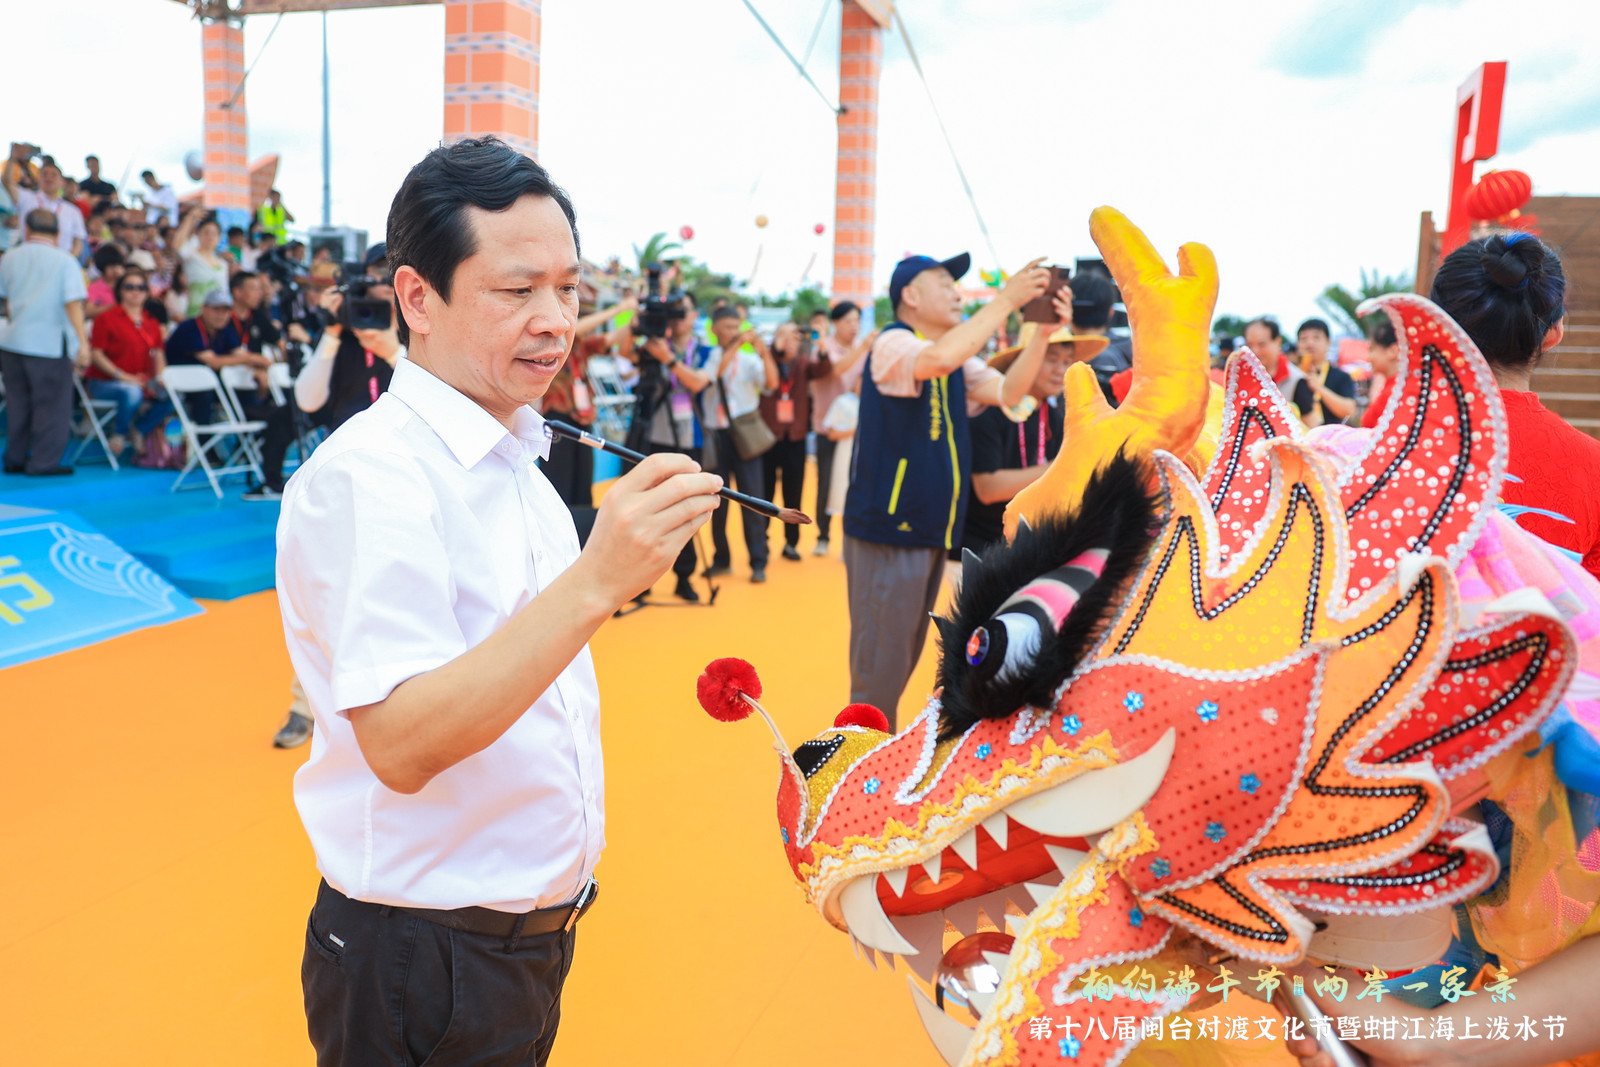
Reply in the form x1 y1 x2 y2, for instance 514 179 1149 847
276 357 604 912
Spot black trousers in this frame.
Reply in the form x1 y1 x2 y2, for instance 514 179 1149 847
262 404 332 490
303 881 576 1067
538 408 593 508
1 348 75 473
646 442 702 579
813 434 837 542
706 429 769 570
762 436 807 550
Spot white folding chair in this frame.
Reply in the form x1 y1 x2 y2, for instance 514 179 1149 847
586 355 637 445
265 358 291 407
217 364 275 470
70 374 121 470
161 365 267 497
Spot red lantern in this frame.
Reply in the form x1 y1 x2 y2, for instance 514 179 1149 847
679 225 695 241
1465 170 1532 222
814 223 826 235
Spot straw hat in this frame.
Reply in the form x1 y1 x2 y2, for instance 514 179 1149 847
989 321 1110 371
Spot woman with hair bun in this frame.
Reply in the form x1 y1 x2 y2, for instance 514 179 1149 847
1431 232 1600 580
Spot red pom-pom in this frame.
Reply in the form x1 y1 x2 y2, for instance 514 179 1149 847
697 658 763 722
834 703 889 732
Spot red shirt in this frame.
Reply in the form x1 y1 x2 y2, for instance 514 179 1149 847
1361 378 1395 428
88 305 163 381
1499 389 1600 581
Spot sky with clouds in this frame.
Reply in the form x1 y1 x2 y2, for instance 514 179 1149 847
9 0 1599 329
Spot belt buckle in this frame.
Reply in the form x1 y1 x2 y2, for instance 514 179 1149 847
563 878 597 933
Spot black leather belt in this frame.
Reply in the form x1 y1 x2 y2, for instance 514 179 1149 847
398 878 598 939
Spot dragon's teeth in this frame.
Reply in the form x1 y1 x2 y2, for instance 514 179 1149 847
1023 881 1058 908
981 813 1009 850
839 875 918 955
883 866 909 897
1046 844 1089 878
951 828 979 870
922 850 942 885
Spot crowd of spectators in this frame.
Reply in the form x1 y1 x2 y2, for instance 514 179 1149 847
0 140 381 491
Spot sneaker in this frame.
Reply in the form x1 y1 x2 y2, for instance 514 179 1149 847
812 538 830 557
273 711 313 749
243 483 283 502
782 544 801 562
674 576 701 602
703 561 732 578
751 568 767 584
27 466 74 476
3 463 23 475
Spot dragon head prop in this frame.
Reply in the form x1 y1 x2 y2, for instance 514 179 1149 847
702 209 1580 1067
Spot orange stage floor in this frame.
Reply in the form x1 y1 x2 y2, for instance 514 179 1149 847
2 487 950 1064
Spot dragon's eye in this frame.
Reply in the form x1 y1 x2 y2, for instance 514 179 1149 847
966 627 991 666
992 612 1042 681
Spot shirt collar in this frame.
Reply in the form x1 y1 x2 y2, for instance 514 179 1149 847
388 357 551 469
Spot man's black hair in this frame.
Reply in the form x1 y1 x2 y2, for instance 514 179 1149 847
1246 317 1282 341
1068 270 1116 329
140 169 155 181
829 300 860 321
25 208 58 235
386 137 579 345
92 243 124 272
1368 317 1397 348
1296 317 1330 339
227 226 246 239
229 270 258 294
710 305 741 323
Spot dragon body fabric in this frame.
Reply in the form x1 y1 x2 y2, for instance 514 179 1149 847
709 209 1600 1066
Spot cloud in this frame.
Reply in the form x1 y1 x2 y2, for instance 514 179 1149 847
1270 0 1466 78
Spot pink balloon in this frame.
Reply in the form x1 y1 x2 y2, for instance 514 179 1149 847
814 223 826 235
679 225 695 241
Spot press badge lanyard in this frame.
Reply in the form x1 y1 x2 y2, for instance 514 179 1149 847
1018 405 1048 467
775 360 795 424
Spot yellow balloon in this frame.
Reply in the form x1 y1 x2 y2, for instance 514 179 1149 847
755 215 769 228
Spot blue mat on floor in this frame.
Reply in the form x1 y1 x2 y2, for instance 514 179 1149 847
0 461 280 601
0 509 203 668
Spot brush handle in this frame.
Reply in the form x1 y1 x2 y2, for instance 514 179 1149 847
544 420 785 521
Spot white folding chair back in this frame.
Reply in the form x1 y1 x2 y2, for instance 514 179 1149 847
161 364 267 497
266 361 294 407
586 355 637 445
70 373 120 470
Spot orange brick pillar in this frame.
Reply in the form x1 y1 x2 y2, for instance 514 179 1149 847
201 17 252 222
443 0 541 157
832 1 883 315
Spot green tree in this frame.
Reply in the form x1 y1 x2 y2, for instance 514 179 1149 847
1317 269 1413 336
676 258 734 309
632 232 682 272
1212 314 1250 340
789 286 829 324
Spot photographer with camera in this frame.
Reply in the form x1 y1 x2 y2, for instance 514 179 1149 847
245 247 400 508
702 307 779 583
622 284 722 601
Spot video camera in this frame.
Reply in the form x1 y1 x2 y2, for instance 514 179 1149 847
320 260 393 332
632 262 687 340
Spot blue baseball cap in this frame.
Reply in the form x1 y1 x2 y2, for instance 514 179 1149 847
888 252 971 310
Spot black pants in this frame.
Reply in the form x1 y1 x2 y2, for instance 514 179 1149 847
646 442 702 579
538 409 593 508
707 429 769 570
763 436 807 550
1 348 75 473
813 435 837 542
262 404 332 490
303 881 575 1067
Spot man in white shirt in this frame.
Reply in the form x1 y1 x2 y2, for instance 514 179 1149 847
703 305 778 581
0 209 90 475
10 162 87 259
276 137 723 1066
139 169 180 228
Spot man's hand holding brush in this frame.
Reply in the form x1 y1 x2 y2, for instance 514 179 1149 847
571 452 724 609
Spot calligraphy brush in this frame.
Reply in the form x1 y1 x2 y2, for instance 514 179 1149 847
544 420 813 526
